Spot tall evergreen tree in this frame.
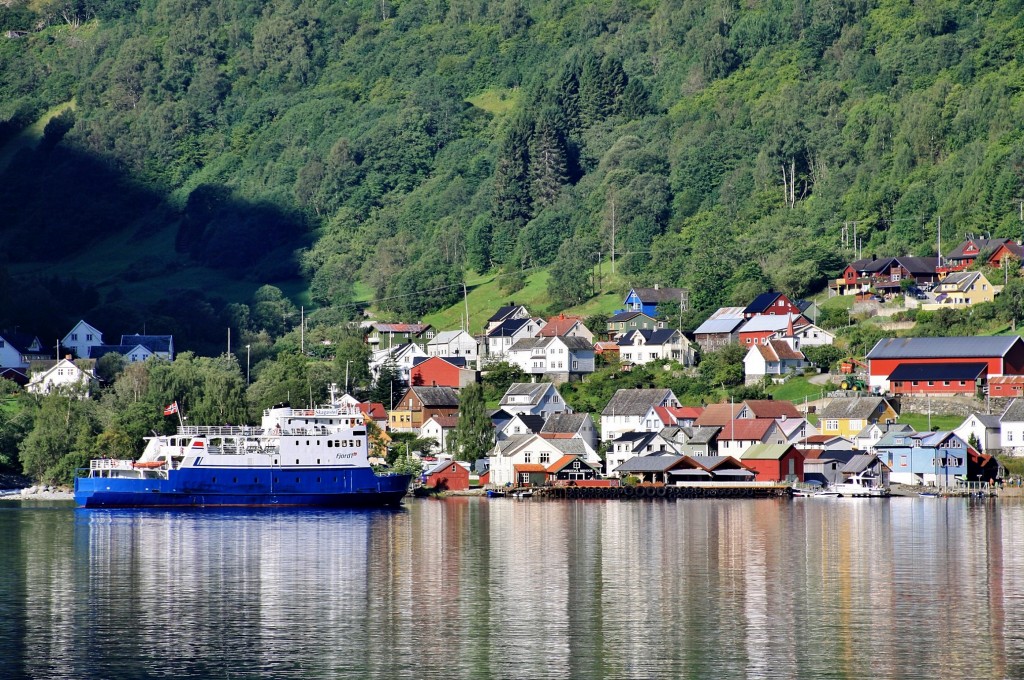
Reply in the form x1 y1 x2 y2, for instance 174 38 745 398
369 358 402 409
451 382 493 464
578 52 606 126
528 112 569 210
491 114 533 264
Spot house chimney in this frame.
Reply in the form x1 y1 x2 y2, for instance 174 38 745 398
65 354 72 360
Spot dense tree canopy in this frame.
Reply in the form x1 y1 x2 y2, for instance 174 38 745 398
1 0 1023 349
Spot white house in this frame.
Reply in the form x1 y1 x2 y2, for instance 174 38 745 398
498 413 546 441
420 414 458 453
954 413 1001 454
62 320 104 359
605 431 677 477
716 419 784 459
536 314 594 342
486 317 545 360
785 322 835 348
120 334 174 361
26 358 96 397
427 330 479 364
0 331 46 369
505 335 595 381
489 433 594 487
485 304 531 333
999 399 1024 456
90 344 156 364
743 340 805 384
600 388 680 442
370 342 427 385
616 329 695 366
498 383 571 418
540 412 599 453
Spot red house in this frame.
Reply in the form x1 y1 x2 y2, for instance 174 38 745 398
740 443 804 482
410 356 477 389
424 460 470 491
743 292 801 319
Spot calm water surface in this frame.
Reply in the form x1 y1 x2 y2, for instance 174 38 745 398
1 497 1022 679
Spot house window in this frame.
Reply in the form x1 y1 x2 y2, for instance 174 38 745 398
825 419 838 431
524 452 531 463
519 473 530 484
86 334 92 340
540 453 550 464
900 455 908 467
71 334 78 340
943 381 950 386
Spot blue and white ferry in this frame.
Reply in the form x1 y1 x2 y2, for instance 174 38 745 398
74 391 412 508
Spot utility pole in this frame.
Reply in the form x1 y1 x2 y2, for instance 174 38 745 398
463 282 470 332
937 215 942 267
610 200 617 275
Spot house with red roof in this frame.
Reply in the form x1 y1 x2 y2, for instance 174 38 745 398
736 400 801 420
546 454 600 483
716 419 784 459
743 340 806 384
420 414 459 452
537 314 594 342
358 402 389 429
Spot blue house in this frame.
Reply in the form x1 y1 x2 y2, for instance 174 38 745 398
875 430 969 487
618 286 688 317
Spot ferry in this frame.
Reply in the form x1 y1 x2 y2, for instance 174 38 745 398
74 390 412 508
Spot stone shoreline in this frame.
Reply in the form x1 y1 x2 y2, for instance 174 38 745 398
0 486 75 501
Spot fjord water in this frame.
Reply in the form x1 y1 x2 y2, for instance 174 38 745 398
1 498 1021 679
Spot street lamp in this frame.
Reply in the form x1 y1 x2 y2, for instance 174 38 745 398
245 344 251 385
345 360 352 395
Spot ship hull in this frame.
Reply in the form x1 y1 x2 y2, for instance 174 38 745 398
75 467 412 509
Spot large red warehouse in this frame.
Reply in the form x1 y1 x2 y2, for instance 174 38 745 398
866 336 1024 393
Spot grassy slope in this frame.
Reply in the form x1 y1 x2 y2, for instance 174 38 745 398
0 100 75 173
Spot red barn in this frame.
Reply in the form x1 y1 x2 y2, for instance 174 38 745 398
424 460 470 491
410 356 477 389
740 444 804 482
866 336 1024 393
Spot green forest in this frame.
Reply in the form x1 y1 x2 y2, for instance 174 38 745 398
1 0 1024 350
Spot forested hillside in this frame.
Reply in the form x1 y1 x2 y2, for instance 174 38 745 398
1 0 1023 351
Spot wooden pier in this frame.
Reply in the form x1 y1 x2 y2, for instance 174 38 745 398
531 484 791 501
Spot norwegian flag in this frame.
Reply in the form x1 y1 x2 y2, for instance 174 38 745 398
163 401 179 416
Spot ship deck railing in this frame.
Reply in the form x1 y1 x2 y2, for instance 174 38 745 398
178 425 262 437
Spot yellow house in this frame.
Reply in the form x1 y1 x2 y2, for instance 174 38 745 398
818 396 898 439
922 271 998 310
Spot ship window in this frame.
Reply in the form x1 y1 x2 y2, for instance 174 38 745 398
274 477 279 483
212 477 217 483
233 478 237 483
327 441 333 447
296 459 300 464
317 459 320 464
254 478 258 483
317 477 321 483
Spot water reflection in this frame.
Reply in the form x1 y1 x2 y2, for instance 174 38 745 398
1 498 1023 679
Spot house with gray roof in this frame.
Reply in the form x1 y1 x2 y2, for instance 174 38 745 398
120 334 174 360
505 335 595 382
488 432 599 486
954 413 1001 453
485 317 545 359
541 412 599 451
662 425 720 457
616 328 694 367
693 307 746 353
605 431 677 477
601 388 680 442
427 330 479 364
999 398 1024 456
498 382 571 418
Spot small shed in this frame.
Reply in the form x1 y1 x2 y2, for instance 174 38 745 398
424 460 470 491
741 443 804 482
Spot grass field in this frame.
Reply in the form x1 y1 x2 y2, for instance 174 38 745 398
768 376 834 404
466 88 521 116
897 412 965 432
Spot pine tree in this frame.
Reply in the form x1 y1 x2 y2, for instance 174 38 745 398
578 52 606 126
451 382 493 464
528 111 569 210
600 56 627 115
491 114 533 264
370 358 401 409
